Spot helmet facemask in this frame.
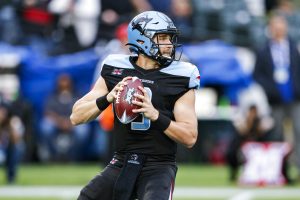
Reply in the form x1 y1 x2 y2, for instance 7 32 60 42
150 32 182 66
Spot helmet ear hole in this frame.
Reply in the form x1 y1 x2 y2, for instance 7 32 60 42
137 40 145 44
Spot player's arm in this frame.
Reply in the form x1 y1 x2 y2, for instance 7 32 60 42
133 88 198 148
164 89 198 148
70 76 109 125
70 76 130 125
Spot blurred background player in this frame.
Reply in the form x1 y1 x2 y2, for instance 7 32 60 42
39 74 90 162
227 104 274 181
0 96 24 184
253 14 300 181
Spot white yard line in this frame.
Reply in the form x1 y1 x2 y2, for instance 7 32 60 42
228 191 254 200
0 186 81 198
174 187 241 198
0 186 300 199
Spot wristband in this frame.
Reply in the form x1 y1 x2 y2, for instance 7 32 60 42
96 94 110 111
153 112 171 131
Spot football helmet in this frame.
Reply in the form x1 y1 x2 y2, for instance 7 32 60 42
127 11 181 66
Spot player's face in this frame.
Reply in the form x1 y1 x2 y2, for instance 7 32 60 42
153 33 173 58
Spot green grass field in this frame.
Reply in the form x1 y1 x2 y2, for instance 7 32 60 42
0 163 102 186
0 163 233 186
0 163 299 200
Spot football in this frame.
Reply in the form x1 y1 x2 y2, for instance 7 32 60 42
114 77 144 124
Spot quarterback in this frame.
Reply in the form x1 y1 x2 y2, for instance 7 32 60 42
70 11 200 200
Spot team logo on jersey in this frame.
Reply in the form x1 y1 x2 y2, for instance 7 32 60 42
130 154 138 161
128 154 140 165
110 158 118 165
112 68 124 75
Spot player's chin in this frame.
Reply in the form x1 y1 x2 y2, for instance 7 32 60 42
162 53 171 59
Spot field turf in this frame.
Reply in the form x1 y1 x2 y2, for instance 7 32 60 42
0 163 299 200
0 163 231 186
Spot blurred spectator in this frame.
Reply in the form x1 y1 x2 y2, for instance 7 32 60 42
169 0 194 43
48 0 101 54
253 14 300 181
101 22 130 55
244 0 266 17
98 0 151 41
149 0 194 41
0 1 23 44
11 94 36 162
94 22 130 80
227 104 273 181
19 0 55 43
148 0 170 13
274 0 295 16
273 0 300 43
48 0 150 53
0 96 24 184
39 74 90 162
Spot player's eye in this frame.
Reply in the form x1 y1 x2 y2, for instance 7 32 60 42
158 35 172 44
159 35 166 39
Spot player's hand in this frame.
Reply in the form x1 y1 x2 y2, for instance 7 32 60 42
132 86 159 121
107 76 132 103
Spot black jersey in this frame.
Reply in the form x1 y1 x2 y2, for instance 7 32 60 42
99 54 200 160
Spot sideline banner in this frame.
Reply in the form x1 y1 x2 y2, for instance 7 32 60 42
239 142 291 186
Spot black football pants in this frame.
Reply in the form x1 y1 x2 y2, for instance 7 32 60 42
77 159 177 200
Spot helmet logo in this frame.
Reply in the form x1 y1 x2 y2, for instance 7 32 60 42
132 15 153 32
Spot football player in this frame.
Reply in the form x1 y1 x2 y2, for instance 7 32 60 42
70 11 200 200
